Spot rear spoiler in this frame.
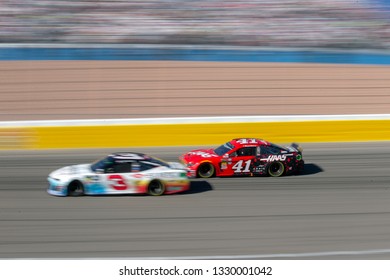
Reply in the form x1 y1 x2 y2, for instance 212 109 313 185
287 143 303 153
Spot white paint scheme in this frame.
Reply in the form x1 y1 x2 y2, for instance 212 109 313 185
47 161 188 196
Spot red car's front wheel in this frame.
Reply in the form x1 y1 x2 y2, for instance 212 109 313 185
197 163 215 178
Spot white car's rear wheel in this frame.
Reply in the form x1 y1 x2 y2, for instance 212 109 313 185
148 180 165 196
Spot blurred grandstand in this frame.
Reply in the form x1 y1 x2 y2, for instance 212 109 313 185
0 0 390 49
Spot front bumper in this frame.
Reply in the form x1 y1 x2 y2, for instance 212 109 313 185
47 177 67 196
186 168 197 179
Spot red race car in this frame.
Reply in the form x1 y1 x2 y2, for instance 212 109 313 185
180 138 304 178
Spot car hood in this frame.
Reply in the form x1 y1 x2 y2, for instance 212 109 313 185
181 149 219 163
168 161 187 170
49 164 91 178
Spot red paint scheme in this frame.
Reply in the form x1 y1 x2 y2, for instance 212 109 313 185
180 138 304 178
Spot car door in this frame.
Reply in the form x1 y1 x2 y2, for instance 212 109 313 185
103 161 135 193
228 146 257 175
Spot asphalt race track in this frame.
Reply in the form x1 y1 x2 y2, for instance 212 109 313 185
1 142 390 259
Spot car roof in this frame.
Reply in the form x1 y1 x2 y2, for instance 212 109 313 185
230 138 271 147
109 152 149 161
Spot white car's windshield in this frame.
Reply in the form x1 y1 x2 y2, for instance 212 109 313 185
90 156 114 171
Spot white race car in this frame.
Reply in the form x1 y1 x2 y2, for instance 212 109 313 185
47 152 190 196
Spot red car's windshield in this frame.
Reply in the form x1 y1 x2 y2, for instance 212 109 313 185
214 142 235 156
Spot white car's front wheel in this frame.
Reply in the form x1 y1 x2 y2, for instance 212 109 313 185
67 180 84 196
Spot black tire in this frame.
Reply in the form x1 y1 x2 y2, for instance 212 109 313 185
148 180 165 196
67 180 84 196
268 162 285 177
197 163 215 178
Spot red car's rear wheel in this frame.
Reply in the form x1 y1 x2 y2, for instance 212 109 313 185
268 162 285 177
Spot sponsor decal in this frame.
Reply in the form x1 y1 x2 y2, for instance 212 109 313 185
221 162 228 170
132 163 141 172
236 138 257 144
85 175 100 182
55 185 65 191
188 151 218 158
254 166 265 172
261 155 287 162
147 172 180 179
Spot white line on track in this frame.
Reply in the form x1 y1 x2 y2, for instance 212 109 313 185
1 114 390 128
122 249 390 259
12 248 390 260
